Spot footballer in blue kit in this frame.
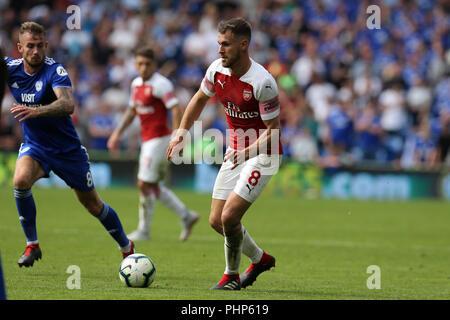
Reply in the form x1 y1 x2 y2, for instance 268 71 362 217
1 48 8 299
6 22 135 267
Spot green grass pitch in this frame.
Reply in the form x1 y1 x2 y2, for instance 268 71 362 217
1 186 449 300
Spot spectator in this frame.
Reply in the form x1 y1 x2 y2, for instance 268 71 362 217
87 102 117 150
353 99 384 163
0 0 448 173
378 79 408 166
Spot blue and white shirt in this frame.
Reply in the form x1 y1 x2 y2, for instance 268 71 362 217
5 56 81 153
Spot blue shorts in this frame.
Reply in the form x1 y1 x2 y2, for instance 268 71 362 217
18 143 95 192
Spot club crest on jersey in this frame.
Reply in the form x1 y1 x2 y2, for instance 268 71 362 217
243 89 252 101
35 81 43 92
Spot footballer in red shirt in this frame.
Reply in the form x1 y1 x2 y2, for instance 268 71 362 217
167 18 281 290
108 46 198 242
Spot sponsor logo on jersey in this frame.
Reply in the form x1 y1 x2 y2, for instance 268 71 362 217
224 101 259 119
21 93 35 103
136 105 155 114
243 89 252 101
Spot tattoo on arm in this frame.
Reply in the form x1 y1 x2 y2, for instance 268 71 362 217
37 87 75 117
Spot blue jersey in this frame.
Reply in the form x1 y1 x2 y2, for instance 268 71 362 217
5 56 81 153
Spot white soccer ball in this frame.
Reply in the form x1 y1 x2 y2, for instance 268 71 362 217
119 253 156 288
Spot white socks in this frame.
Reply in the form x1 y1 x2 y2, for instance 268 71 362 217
137 186 191 232
137 193 155 231
242 226 264 264
224 227 244 275
223 226 264 274
158 185 189 220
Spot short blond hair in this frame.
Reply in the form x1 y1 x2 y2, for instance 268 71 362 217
19 21 46 41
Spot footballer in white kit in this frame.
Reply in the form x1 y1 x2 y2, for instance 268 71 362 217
167 18 282 290
108 46 198 242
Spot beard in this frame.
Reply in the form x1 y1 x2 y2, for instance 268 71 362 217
221 51 240 68
25 55 44 69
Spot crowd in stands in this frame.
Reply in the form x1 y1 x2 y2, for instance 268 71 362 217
1 0 449 170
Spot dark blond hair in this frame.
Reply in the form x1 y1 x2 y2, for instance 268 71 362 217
19 21 46 39
19 21 45 41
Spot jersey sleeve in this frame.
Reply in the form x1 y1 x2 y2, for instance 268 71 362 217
200 60 219 97
255 75 280 121
51 64 72 89
128 79 137 109
153 76 179 109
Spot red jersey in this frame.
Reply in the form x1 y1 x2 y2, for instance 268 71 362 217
201 58 282 154
129 72 178 142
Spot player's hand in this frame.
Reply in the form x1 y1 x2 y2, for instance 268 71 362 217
166 135 184 161
10 103 39 122
107 131 120 151
224 148 248 170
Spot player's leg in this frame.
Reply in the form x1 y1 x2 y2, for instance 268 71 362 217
210 193 251 290
127 179 158 241
74 188 134 257
234 154 280 288
127 139 160 240
13 153 46 267
158 184 199 241
209 198 225 234
53 146 133 258
135 136 198 240
210 156 266 289
210 198 263 262
152 135 199 239
212 154 279 289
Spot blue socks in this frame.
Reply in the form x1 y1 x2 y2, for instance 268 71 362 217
97 202 130 249
14 188 38 245
15 188 129 251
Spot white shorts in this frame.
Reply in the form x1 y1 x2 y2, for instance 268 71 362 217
138 135 171 183
212 148 282 203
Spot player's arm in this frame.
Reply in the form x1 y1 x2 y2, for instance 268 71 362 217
166 88 210 160
107 107 137 151
225 116 281 169
11 86 75 122
0 54 6 121
170 104 183 130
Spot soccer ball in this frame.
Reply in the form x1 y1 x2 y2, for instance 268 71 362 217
119 253 156 288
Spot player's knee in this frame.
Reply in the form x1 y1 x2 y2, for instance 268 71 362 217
209 215 223 234
221 209 239 231
13 175 33 190
138 181 159 197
